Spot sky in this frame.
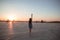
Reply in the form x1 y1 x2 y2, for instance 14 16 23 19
0 0 60 21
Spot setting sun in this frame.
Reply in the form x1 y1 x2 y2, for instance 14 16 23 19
8 16 15 21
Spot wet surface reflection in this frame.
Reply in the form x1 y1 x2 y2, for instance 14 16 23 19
0 22 13 40
8 22 13 34
0 22 60 40
7 22 14 40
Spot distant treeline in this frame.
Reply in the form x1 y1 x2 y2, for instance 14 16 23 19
33 21 60 23
0 20 60 23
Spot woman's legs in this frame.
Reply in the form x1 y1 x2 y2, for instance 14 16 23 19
29 28 32 33
29 28 32 36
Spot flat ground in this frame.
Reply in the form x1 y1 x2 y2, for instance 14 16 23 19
0 22 60 40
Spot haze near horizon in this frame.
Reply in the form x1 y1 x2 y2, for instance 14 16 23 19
0 0 60 21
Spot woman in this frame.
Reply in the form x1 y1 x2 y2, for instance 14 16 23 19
29 18 32 33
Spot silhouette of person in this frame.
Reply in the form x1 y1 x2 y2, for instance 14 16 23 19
29 18 32 35
28 14 33 36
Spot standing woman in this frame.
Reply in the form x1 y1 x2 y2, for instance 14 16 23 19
29 18 32 33
28 14 33 36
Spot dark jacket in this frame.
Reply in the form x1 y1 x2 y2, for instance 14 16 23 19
29 18 32 29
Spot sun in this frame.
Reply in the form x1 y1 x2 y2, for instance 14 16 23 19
8 16 15 21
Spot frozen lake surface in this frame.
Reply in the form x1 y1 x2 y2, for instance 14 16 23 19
0 22 60 40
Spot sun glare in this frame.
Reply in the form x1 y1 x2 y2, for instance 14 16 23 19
8 16 15 21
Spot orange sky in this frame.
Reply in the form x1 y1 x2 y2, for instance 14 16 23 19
0 0 60 21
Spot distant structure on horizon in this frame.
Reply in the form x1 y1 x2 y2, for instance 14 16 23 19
41 20 44 23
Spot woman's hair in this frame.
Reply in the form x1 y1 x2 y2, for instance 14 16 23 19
29 18 32 23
